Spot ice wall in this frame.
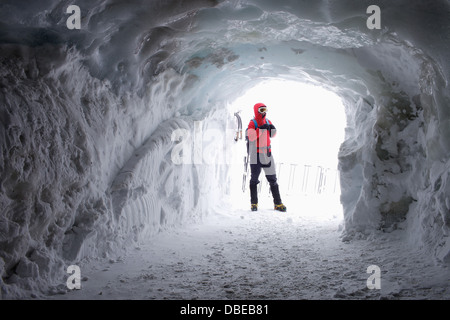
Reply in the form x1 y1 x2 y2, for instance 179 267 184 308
0 0 449 298
0 43 221 297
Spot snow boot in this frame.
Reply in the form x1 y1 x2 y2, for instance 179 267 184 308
251 204 258 212
270 184 286 212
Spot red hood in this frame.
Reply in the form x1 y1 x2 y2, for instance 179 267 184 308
253 103 267 125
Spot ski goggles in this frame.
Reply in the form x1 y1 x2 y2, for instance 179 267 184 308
258 106 268 113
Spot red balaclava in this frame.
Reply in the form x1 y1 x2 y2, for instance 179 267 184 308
253 103 267 126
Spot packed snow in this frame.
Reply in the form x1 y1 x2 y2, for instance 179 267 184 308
53 193 450 300
1 0 449 299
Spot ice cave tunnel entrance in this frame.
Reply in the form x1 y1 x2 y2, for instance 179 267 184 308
228 80 346 218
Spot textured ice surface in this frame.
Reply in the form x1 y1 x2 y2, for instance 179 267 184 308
0 0 449 298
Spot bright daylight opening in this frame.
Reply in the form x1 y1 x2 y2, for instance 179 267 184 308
228 80 346 220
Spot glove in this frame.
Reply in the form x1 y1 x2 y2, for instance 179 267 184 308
259 124 270 130
268 124 276 137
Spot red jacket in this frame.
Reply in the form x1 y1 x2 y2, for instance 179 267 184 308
247 103 276 153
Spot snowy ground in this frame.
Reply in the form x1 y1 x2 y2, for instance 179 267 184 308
50 194 450 300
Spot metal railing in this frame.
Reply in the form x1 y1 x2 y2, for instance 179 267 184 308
259 163 340 196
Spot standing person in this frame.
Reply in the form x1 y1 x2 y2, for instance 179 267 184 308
246 103 287 212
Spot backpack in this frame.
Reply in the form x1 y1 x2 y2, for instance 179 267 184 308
252 118 269 130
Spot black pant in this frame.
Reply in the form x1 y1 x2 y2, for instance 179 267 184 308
249 153 282 205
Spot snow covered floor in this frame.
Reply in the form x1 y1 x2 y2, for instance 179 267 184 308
52 194 450 300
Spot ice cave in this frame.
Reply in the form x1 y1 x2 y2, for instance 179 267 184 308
0 0 449 300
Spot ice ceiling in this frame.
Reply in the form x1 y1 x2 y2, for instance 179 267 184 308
0 0 449 297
